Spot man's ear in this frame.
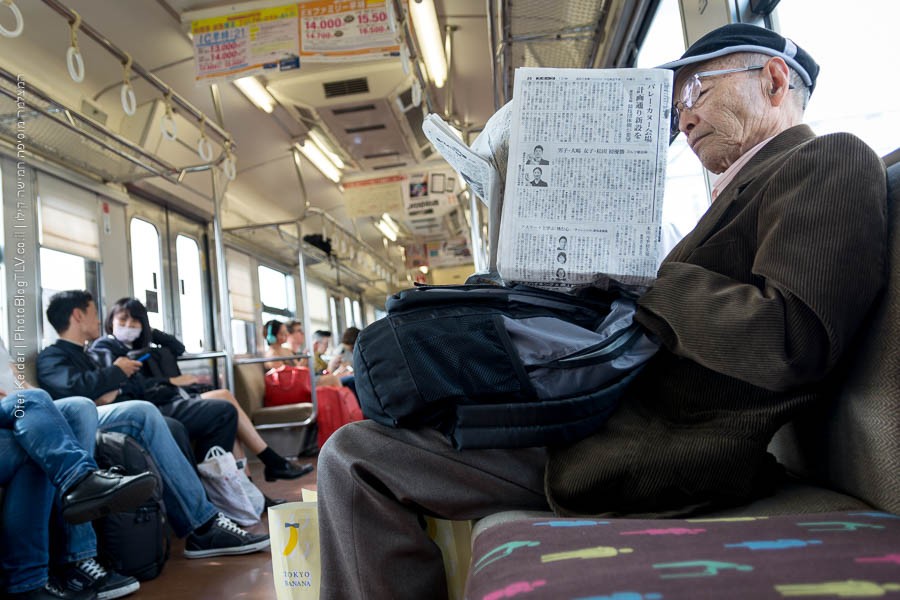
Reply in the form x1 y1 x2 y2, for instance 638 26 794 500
764 56 791 107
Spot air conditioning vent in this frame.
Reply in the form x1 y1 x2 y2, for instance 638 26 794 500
323 77 370 98
332 104 376 115
364 151 399 159
345 124 386 134
373 162 407 170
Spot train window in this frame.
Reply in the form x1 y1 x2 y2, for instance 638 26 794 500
353 300 363 328
38 247 100 347
129 218 165 331
343 297 354 329
775 2 899 156
636 0 710 245
329 296 340 342
258 264 295 324
226 248 256 355
306 281 331 335
175 235 205 352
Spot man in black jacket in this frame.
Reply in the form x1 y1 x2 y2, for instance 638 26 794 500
38 292 237 464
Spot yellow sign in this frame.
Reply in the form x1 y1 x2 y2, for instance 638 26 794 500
191 5 299 83
299 0 400 62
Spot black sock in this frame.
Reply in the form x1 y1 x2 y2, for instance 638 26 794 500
257 447 287 469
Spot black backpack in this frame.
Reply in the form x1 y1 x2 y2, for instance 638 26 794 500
93 431 170 581
353 284 659 449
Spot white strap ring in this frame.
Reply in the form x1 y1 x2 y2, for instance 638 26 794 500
66 46 84 83
160 113 177 141
0 1 23 38
222 156 236 181
197 136 214 162
120 83 136 116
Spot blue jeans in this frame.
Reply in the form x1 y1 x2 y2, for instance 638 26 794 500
1 391 98 594
63 400 218 562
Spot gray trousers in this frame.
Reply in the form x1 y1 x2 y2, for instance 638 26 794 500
317 420 549 600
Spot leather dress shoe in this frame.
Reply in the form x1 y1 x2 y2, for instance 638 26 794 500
264 495 288 508
61 467 156 525
264 461 314 481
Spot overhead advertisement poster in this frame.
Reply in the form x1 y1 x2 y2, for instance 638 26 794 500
299 0 400 62
343 174 407 217
192 5 300 84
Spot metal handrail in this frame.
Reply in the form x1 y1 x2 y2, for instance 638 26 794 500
234 354 309 366
176 351 228 361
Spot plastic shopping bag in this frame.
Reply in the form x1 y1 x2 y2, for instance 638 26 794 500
197 446 265 526
269 501 320 599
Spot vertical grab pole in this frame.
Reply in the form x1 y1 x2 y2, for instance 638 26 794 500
211 168 235 392
296 219 318 426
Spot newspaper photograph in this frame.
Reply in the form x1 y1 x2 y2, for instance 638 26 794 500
498 67 672 291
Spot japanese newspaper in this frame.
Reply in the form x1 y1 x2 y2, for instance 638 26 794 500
423 67 671 290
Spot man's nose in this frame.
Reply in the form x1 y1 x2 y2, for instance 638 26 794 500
679 107 698 134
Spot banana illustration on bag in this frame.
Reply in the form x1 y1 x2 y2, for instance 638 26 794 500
283 517 312 556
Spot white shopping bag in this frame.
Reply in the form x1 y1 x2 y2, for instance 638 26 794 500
197 445 265 526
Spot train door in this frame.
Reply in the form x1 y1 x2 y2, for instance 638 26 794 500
126 198 213 353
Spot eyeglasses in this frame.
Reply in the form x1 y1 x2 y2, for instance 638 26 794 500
670 65 764 142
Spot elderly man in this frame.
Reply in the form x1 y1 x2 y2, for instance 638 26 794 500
316 24 887 599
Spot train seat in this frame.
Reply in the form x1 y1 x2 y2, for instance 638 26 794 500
463 154 900 597
232 362 313 426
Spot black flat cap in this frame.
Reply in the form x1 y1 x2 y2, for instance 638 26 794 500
657 23 819 94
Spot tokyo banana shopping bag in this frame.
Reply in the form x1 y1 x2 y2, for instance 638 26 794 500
269 501 320 599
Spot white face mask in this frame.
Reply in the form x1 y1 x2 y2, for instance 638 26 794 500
113 324 142 344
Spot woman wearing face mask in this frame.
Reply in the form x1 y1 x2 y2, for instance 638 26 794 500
92 298 312 482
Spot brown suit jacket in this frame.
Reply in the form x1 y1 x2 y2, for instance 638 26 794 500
546 125 888 516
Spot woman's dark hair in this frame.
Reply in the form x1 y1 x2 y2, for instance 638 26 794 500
341 326 361 347
105 297 153 348
263 319 284 346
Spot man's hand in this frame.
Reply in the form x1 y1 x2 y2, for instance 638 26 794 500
169 374 199 387
96 389 119 405
113 356 143 377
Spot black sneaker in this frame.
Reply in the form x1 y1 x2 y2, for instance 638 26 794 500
9 580 96 599
184 512 271 559
59 558 139 600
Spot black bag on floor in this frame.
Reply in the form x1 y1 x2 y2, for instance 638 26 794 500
354 284 659 449
93 431 170 581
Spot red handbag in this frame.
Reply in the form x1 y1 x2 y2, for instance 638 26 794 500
317 386 364 447
264 366 312 407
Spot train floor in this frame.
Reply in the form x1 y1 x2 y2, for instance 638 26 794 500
136 456 318 600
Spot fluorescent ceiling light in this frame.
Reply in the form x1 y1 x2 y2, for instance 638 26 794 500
296 140 341 183
309 130 345 169
375 219 398 242
234 77 275 113
409 0 447 88
380 213 400 234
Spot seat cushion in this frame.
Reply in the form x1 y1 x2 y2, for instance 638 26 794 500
251 403 313 427
467 510 900 600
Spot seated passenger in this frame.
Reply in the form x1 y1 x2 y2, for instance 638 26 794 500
265 320 340 387
315 24 888 599
285 320 309 367
36 291 271 564
327 327 359 397
93 298 312 482
311 330 332 374
263 319 300 370
1 338 154 600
